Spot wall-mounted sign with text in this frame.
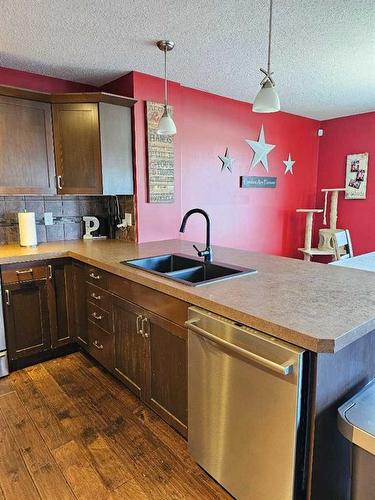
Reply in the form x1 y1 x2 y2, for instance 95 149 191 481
240 176 277 189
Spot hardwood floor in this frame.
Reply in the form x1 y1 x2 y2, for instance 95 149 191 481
0 352 230 499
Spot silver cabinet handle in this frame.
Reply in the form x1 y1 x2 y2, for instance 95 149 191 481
93 340 103 350
91 312 103 320
185 319 294 376
142 317 150 339
89 272 101 280
48 264 53 280
57 175 63 190
5 289 10 306
90 292 101 300
136 314 143 336
16 269 33 275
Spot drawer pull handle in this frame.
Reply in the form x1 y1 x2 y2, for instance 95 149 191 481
89 272 101 280
16 269 33 275
57 175 63 190
136 314 143 336
5 289 10 306
91 292 101 300
142 317 150 339
93 340 104 350
91 312 103 320
48 265 53 280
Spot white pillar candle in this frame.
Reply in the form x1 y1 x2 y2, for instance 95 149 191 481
18 212 37 247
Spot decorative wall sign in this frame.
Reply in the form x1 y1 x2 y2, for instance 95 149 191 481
345 152 368 200
283 153 295 175
240 176 277 188
218 147 234 172
146 101 175 203
245 125 275 172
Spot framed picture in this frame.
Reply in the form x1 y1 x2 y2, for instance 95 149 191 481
145 101 175 203
345 153 368 200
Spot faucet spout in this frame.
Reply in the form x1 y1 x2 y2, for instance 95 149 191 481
179 208 212 262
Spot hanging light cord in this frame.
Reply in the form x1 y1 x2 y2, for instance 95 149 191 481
260 0 275 86
164 47 168 107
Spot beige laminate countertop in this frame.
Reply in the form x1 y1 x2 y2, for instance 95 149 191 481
0 238 374 354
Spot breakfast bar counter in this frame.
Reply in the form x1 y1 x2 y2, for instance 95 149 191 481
0 238 374 353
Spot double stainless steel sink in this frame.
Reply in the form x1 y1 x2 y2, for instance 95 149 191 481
122 253 256 286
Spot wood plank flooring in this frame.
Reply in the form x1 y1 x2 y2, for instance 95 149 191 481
0 352 230 499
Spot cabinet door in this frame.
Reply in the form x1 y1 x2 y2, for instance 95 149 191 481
52 103 102 194
0 96 56 194
113 297 145 398
3 281 51 360
48 262 73 348
143 313 188 436
71 261 88 348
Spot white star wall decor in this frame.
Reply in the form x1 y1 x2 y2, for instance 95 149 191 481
218 147 234 172
283 153 295 175
245 125 275 172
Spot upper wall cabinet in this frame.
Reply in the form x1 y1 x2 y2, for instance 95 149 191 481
52 94 135 195
0 87 136 196
0 96 56 194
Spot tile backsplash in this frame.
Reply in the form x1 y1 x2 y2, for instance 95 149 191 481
0 195 135 244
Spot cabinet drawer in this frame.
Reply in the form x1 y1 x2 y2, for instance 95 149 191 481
86 266 109 289
88 321 114 371
2 264 48 284
87 302 112 333
87 283 111 312
109 275 189 327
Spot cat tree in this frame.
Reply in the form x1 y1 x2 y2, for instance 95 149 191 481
297 188 346 261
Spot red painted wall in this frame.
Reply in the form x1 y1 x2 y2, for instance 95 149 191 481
180 86 320 256
316 112 375 255
107 71 320 256
0 66 94 92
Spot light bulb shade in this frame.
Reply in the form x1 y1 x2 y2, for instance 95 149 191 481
156 107 176 136
253 80 280 113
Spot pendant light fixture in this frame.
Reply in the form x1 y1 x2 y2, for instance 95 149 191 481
253 0 280 113
156 40 176 136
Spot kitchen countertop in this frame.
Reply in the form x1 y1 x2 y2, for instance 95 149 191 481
0 239 374 353
330 252 375 272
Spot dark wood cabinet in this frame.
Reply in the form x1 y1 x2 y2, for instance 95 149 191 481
144 313 187 436
3 279 51 360
2 260 74 363
52 100 134 195
1 257 188 436
112 294 188 436
0 96 56 194
113 297 144 398
48 262 73 348
52 103 102 194
71 261 88 348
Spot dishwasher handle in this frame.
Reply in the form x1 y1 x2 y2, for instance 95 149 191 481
186 319 293 376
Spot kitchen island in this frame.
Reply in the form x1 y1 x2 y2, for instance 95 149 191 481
0 238 374 353
0 238 374 499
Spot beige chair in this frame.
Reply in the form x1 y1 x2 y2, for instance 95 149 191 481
333 230 353 261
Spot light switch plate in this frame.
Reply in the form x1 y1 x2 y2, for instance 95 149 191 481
124 213 132 226
44 212 53 225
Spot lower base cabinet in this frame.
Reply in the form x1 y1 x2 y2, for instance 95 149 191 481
3 279 52 360
71 261 88 348
1 259 188 437
2 260 74 363
113 296 187 436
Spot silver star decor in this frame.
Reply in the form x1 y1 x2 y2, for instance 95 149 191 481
283 153 295 175
245 125 275 172
218 147 234 172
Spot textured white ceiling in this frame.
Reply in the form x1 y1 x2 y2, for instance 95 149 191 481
1 0 374 119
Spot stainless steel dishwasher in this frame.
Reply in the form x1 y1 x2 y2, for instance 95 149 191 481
186 307 308 500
